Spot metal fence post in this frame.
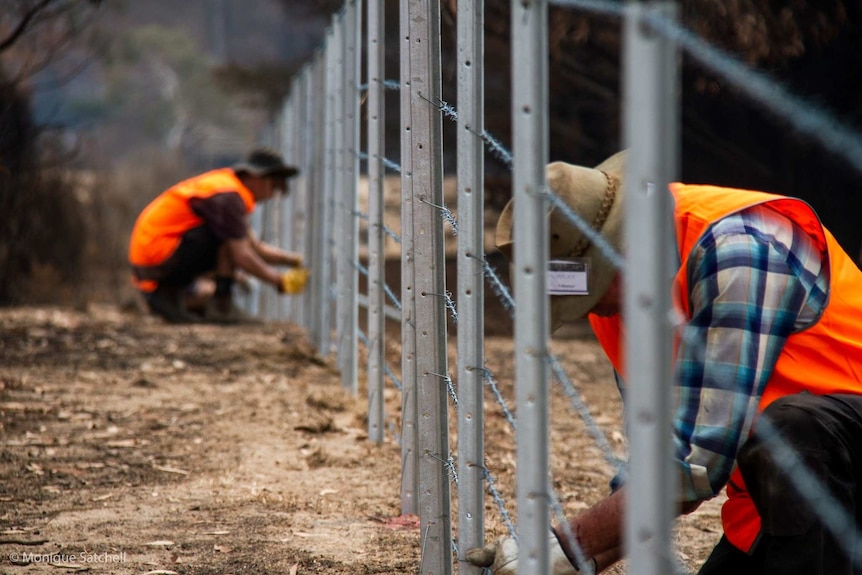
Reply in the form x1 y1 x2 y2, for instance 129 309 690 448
282 93 302 320
367 0 386 442
306 58 325 333
334 10 348 362
511 1 550 574
246 207 264 318
293 67 309 325
285 72 305 324
262 198 279 320
408 0 452 573
337 0 361 394
399 0 419 517
316 23 339 355
623 3 679 575
456 0 485 572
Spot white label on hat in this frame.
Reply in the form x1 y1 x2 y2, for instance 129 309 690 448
547 258 589 295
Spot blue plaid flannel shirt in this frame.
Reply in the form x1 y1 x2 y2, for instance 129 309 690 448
672 203 829 502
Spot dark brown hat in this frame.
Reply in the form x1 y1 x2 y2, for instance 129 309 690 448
232 147 299 179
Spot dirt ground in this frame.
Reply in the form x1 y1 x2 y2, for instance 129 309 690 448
0 304 723 574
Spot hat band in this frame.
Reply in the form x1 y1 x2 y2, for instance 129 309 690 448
568 171 618 258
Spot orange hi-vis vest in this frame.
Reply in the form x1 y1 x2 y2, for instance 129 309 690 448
588 183 862 552
128 168 256 292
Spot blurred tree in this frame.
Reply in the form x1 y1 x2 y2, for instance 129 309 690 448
213 1 333 117
0 0 105 83
0 0 104 304
104 28 184 144
100 24 245 154
213 61 297 117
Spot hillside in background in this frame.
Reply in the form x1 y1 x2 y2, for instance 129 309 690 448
40 0 330 171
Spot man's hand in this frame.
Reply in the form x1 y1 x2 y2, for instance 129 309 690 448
287 253 303 268
465 536 519 573
465 535 594 575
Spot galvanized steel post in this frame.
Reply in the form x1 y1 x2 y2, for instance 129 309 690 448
260 125 280 320
307 53 325 339
262 198 279 320
511 1 551 574
284 92 302 320
286 68 309 324
407 1 452 573
622 3 679 575
306 58 325 334
366 0 387 443
456 0 486 572
336 0 361 394
246 207 263 318
333 10 348 364
316 23 339 355
399 0 418 516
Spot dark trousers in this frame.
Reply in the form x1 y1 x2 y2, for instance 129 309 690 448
699 392 862 575
132 225 221 289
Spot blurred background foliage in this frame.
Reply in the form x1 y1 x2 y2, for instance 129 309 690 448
0 0 328 305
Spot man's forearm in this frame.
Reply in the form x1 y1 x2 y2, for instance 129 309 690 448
254 241 302 266
555 487 625 570
229 239 281 287
237 252 280 287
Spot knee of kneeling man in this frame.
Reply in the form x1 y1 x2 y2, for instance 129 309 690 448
740 394 825 465
760 393 826 436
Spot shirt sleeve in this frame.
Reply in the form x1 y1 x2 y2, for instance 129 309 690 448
188 191 249 241
673 208 826 502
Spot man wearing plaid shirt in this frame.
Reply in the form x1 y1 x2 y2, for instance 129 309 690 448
468 151 862 575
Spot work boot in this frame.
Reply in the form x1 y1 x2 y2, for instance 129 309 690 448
202 296 262 325
145 286 199 324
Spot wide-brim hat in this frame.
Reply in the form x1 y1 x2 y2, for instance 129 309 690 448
495 150 626 331
232 147 299 181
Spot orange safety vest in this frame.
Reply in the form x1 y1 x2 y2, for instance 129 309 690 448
588 183 862 552
128 168 256 292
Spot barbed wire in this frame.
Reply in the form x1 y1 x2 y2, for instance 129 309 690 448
291 1 862 570
354 209 403 244
352 259 403 311
357 328 402 390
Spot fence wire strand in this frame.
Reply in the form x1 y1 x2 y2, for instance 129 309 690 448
284 1 862 570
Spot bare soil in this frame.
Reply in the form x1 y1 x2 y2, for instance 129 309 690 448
0 304 722 574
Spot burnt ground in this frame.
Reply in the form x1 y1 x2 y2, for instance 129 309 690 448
0 304 722 574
